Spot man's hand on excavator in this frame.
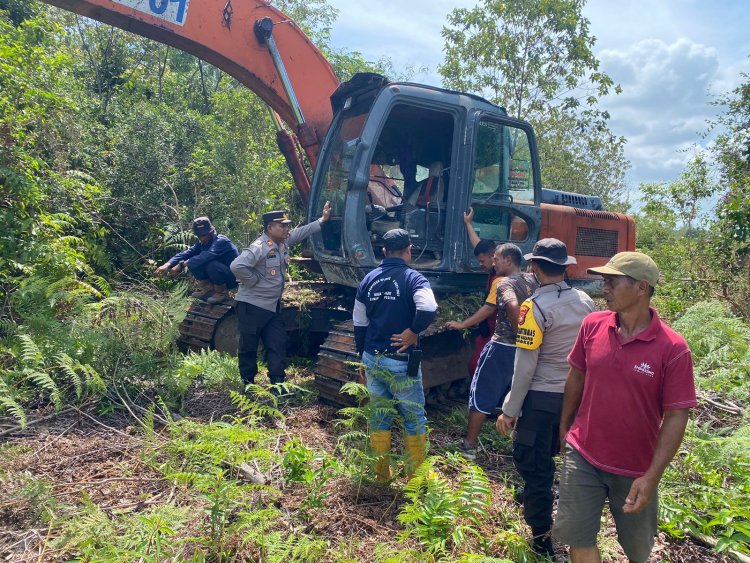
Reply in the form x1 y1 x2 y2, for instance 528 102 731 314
321 200 332 222
463 207 475 225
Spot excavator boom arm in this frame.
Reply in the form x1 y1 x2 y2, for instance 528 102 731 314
43 0 339 166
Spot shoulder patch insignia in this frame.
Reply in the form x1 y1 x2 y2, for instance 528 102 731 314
516 298 543 350
270 269 277 276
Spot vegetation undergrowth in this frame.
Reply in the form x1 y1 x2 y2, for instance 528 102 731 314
659 301 750 556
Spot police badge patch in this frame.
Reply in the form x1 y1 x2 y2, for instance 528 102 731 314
516 299 543 350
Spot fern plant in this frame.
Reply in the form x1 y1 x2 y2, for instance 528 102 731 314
672 300 750 399
53 497 193 561
661 421 750 555
282 438 341 515
0 333 104 427
397 454 492 557
237 506 329 561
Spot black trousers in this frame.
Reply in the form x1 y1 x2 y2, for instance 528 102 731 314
235 301 286 385
512 390 563 536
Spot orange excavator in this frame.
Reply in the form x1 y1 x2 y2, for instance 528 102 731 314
40 0 635 402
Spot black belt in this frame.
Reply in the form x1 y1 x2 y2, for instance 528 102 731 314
373 351 409 361
372 350 409 362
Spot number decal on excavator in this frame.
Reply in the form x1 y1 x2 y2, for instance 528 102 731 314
113 0 190 26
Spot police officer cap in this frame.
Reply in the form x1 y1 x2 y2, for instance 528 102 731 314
192 217 215 236
383 228 412 251
523 238 577 266
263 210 293 226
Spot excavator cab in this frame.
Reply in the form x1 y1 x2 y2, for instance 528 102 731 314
309 74 542 292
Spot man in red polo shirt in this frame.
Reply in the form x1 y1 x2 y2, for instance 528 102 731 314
554 252 697 563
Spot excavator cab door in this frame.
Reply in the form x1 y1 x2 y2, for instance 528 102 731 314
463 116 542 271
308 77 383 277
309 77 463 287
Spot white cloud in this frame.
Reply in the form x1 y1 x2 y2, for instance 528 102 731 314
598 38 724 184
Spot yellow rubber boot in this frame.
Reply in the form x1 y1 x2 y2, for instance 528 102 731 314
370 431 392 483
404 433 428 477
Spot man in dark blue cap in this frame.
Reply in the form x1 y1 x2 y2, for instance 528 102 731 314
155 216 239 304
231 203 331 391
353 228 438 482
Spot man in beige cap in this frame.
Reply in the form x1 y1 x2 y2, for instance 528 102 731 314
554 252 697 563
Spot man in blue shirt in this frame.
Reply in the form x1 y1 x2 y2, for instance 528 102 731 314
353 229 438 482
155 217 239 304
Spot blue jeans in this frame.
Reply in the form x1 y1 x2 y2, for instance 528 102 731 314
362 351 427 436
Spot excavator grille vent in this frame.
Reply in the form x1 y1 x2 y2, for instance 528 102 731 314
576 227 619 257
574 208 621 221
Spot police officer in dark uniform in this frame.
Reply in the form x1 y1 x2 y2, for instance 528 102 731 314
230 203 330 388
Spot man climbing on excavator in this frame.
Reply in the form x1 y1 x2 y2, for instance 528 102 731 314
155 216 239 305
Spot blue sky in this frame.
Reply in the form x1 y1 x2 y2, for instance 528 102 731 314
323 0 750 192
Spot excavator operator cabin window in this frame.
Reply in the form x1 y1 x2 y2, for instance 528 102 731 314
472 121 535 205
364 103 455 266
319 113 367 216
470 207 530 243
314 111 367 257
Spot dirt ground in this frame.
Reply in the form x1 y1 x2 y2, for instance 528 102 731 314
0 390 732 562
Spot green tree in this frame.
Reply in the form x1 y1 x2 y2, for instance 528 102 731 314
535 105 628 207
709 67 750 316
0 0 39 26
440 0 617 119
439 0 628 206
635 155 720 318
0 14 108 302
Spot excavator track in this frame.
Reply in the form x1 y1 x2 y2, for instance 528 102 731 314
178 300 238 354
314 321 361 404
177 282 353 359
313 320 474 406
177 285 475 407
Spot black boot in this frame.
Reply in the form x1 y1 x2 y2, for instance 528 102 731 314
532 531 556 561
